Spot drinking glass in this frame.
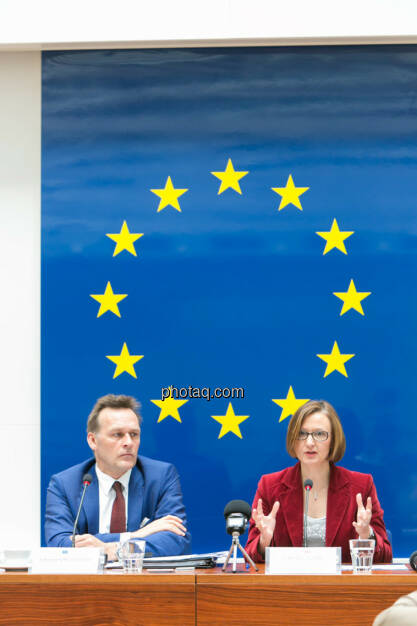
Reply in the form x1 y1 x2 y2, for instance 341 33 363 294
349 539 375 574
117 539 146 573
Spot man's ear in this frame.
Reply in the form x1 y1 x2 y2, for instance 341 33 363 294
87 431 96 452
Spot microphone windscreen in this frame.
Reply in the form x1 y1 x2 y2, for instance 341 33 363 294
304 478 313 490
83 473 93 485
409 550 417 571
224 499 252 519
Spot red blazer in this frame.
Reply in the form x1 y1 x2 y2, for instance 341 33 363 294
245 462 392 563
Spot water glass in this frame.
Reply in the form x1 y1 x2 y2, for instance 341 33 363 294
117 539 146 573
349 539 375 574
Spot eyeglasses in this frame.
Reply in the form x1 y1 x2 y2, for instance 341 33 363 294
297 430 329 442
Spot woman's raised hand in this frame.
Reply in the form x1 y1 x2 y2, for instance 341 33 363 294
352 493 372 539
252 498 280 555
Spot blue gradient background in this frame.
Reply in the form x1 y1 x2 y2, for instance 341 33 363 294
42 46 417 554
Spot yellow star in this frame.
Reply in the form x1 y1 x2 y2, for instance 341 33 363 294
211 158 249 194
316 218 354 255
106 221 143 257
317 341 355 378
211 402 250 439
150 176 188 212
333 279 371 316
151 394 188 423
272 386 310 423
271 174 309 211
106 342 143 379
90 282 127 318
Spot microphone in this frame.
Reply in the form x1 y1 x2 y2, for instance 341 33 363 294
224 500 252 535
222 499 258 573
72 473 92 548
409 551 417 571
303 479 313 548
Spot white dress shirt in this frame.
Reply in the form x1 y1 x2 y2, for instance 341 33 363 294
95 465 132 542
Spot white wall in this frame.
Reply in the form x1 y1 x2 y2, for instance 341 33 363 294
1 0 417 49
0 52 40 547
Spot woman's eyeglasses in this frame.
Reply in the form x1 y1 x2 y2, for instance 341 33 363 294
297 430 329 442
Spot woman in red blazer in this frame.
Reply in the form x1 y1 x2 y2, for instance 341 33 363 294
245 400 392 563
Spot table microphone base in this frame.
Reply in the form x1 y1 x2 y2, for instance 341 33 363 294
222 532 259 573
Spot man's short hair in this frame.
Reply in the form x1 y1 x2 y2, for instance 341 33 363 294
87 394 142 433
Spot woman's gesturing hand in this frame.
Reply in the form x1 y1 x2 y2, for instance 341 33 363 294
252 498 280 556
352 493 373 539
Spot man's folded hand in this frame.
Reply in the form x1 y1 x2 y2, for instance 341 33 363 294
131 515 187 538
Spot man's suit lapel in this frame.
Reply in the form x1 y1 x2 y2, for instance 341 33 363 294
279 463 304 547
127 462 144 532
82 465 100 536
326 465 349 547
80 460 145 534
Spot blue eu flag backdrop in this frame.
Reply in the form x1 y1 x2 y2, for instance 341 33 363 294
42 46 417 553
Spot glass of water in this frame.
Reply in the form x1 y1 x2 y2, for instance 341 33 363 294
117 539 146 574
349 539 375 574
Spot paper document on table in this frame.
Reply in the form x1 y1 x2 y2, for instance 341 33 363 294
106 551 227 569
372 564 408 570
142 551 228 562
342 564 408 571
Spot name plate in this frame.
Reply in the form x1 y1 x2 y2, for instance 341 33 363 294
30 548 104 574
265 547 341 575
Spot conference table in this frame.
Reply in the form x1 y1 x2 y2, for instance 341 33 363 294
0 565 416 625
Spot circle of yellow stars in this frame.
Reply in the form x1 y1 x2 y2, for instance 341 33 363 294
87 157 372 436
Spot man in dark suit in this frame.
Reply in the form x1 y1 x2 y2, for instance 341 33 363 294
45 394 191 558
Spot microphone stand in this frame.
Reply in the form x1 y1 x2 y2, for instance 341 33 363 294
222 532 259 573
303 486 311 548
72 481 90 548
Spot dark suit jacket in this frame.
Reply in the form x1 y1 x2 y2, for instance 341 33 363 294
245 462 391 563
45 455 191 556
